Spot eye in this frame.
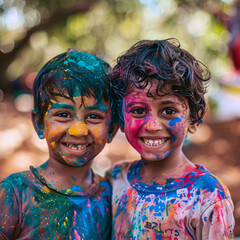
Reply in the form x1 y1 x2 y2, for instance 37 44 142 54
130 108 147 115
128 107 148 119
55 112 71 118
162 108 176 115
87 114 103 119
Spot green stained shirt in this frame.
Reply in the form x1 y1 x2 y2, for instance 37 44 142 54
0 167 111 239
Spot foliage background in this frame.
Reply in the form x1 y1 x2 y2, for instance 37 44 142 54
1 0 240 236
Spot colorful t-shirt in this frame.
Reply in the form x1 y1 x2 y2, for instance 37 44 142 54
0 166 111 240
108 161 235 240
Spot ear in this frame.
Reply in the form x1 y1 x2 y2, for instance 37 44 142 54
188 122 199 134
107 123 119 143
188 109 206 134
31 111 45 139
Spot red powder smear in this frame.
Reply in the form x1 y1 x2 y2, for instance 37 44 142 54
74 230 81 240
174 179 182 182
86 199 91 207
168 205 177 220
125 188 137 210
73 210 81 240
214 201 226 224
157 179 167 185
73 210 77 227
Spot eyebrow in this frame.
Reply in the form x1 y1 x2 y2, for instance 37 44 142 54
86 106 102 110
51 103 75 111
125 102 149 108
159 100 182 106
125 100 183 110
85 102 109 113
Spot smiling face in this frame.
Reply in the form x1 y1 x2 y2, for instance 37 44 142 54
36 95 112 167
122 82 198 163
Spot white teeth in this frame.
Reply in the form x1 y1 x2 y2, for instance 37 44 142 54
66 143 88 150
143 138 166 146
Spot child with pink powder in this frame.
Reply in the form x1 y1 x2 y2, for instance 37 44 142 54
108 39 235 239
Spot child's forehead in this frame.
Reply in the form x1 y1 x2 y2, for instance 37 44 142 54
124 86 187 105
126 80 169 96
48 95 109 108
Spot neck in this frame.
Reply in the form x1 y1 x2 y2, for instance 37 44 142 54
38 160 93 190
139 152 196 184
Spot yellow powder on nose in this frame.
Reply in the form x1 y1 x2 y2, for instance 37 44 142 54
68 122 88 135
51 142 56 148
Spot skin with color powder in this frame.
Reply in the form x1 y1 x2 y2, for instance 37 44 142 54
108 39 235 239
0 50 118 239
122 83 198 184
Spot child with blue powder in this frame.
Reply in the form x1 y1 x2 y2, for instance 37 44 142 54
108 39 235 239
0 50 118 239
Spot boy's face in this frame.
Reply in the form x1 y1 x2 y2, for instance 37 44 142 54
37 95 112 167
122 81 198 163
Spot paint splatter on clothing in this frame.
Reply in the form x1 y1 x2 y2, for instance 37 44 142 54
0 166 111 239
107 160 235 240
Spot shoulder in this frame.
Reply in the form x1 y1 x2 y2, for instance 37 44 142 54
0 170 35 198
1 171 30 186
0 172 29 207
192 165 231 201
106 161 133 180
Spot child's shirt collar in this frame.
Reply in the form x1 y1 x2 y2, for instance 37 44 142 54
127 160 210 194
30 166 99 196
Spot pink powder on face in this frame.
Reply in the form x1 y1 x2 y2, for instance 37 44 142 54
122 86 192 162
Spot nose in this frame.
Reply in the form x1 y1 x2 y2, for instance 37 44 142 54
68 121 88 136
144 118 163 132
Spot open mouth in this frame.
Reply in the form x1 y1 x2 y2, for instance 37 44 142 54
142 138 167 146
63 143 89 150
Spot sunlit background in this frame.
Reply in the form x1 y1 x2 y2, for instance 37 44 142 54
1 0 240 236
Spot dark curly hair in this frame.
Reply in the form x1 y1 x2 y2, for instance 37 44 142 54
33 49 118 127
109 38 211 128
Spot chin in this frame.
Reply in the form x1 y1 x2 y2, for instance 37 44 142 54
141 154 165 162
61 155 90 167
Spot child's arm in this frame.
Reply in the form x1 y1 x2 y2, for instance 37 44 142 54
198 198 235 239
0 181 20 239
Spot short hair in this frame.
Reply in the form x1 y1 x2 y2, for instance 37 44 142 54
33 49 117 126
109 38 211 127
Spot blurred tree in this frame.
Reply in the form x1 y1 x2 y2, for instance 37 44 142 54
0 0 101 92
0 0 237 96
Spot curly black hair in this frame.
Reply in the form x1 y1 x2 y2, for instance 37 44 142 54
109 38 211 128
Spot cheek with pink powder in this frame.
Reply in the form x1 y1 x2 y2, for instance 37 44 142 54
124 115 144 153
